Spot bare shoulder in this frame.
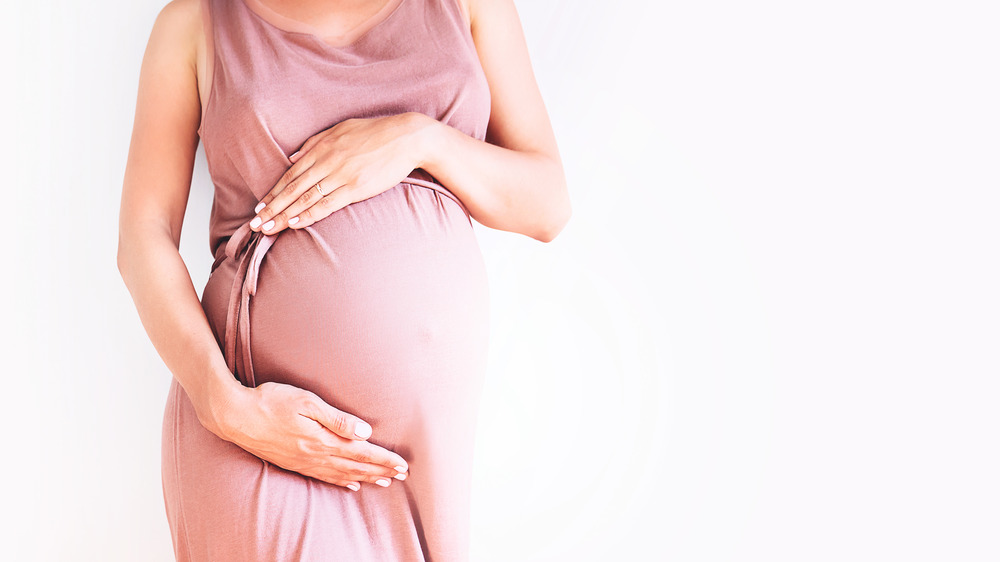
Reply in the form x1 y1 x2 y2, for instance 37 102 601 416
144 0 202 81
144 0 209 107
464 0 560 158
151 0 201 50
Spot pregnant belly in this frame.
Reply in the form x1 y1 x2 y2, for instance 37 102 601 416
202 179 490 450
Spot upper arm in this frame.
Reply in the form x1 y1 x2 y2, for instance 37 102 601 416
119 0 203 248
467 0 562 163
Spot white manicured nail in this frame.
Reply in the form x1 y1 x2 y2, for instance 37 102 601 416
354 422 372 439
394 465 407 473
347 483 360 491
254 202 266 213
249 217 262 229
375 478 391 487
288 216 300 226
262 220 275 231
290 150 300 160
394 473 407 481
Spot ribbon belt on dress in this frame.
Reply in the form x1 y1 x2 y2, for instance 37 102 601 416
223 221 274 388
220 170 469 388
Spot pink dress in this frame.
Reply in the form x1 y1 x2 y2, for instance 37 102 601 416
160 0 492 559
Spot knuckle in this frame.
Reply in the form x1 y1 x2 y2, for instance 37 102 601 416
299 398 323 420
326 440 346 457
284 177 304 196
298 187 316 205
299 394 318 411
331 413 349 435
260 204 278 221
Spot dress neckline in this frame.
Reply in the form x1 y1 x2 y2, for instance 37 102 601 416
239 0 409 50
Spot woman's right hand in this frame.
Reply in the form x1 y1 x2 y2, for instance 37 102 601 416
201 380 409 491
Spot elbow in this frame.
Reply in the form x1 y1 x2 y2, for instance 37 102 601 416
532 177 572 243
117 235 133 286
533 197 572 244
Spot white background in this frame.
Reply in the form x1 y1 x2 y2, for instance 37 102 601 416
1 0 998 560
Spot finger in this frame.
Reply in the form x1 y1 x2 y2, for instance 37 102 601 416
325 479 362 492
300 468 362 490
303 399 374 441
288 136 323 164
288 185 356 229
342 440 409 477
326 456 406 485
279 177 346 227
257 160 308 210
252 164 329 233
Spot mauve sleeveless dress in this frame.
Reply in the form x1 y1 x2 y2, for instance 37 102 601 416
160 0 492 559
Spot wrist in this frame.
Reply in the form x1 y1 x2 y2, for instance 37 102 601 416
188 368 248 441
406 111 445 171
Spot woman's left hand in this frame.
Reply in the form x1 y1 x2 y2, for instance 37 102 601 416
249 112 433 234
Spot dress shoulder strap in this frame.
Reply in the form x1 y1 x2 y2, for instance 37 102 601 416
197 0 216 134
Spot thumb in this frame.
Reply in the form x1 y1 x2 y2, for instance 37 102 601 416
311 401 372 440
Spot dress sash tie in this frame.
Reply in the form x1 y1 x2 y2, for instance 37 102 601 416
223 221 275 388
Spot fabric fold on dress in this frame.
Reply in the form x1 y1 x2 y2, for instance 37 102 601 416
224 221 276 388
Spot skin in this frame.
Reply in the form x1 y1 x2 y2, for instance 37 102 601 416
118 0 570 492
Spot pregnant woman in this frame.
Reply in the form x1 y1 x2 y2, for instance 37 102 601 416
116 0 570 559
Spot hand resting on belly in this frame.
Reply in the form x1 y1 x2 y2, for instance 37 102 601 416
203 379 409 491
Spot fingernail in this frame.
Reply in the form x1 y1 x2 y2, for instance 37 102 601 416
394 473 407 481
347 483 360 491
290 151 300 160
354 422 372 439
249 217 262 229
254 202 266 213
262 220 275 231
375 478 391 487
394 465 407 473
288 216 300 226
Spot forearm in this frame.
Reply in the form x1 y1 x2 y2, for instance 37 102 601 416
414 114 571 242
117 225 243 437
